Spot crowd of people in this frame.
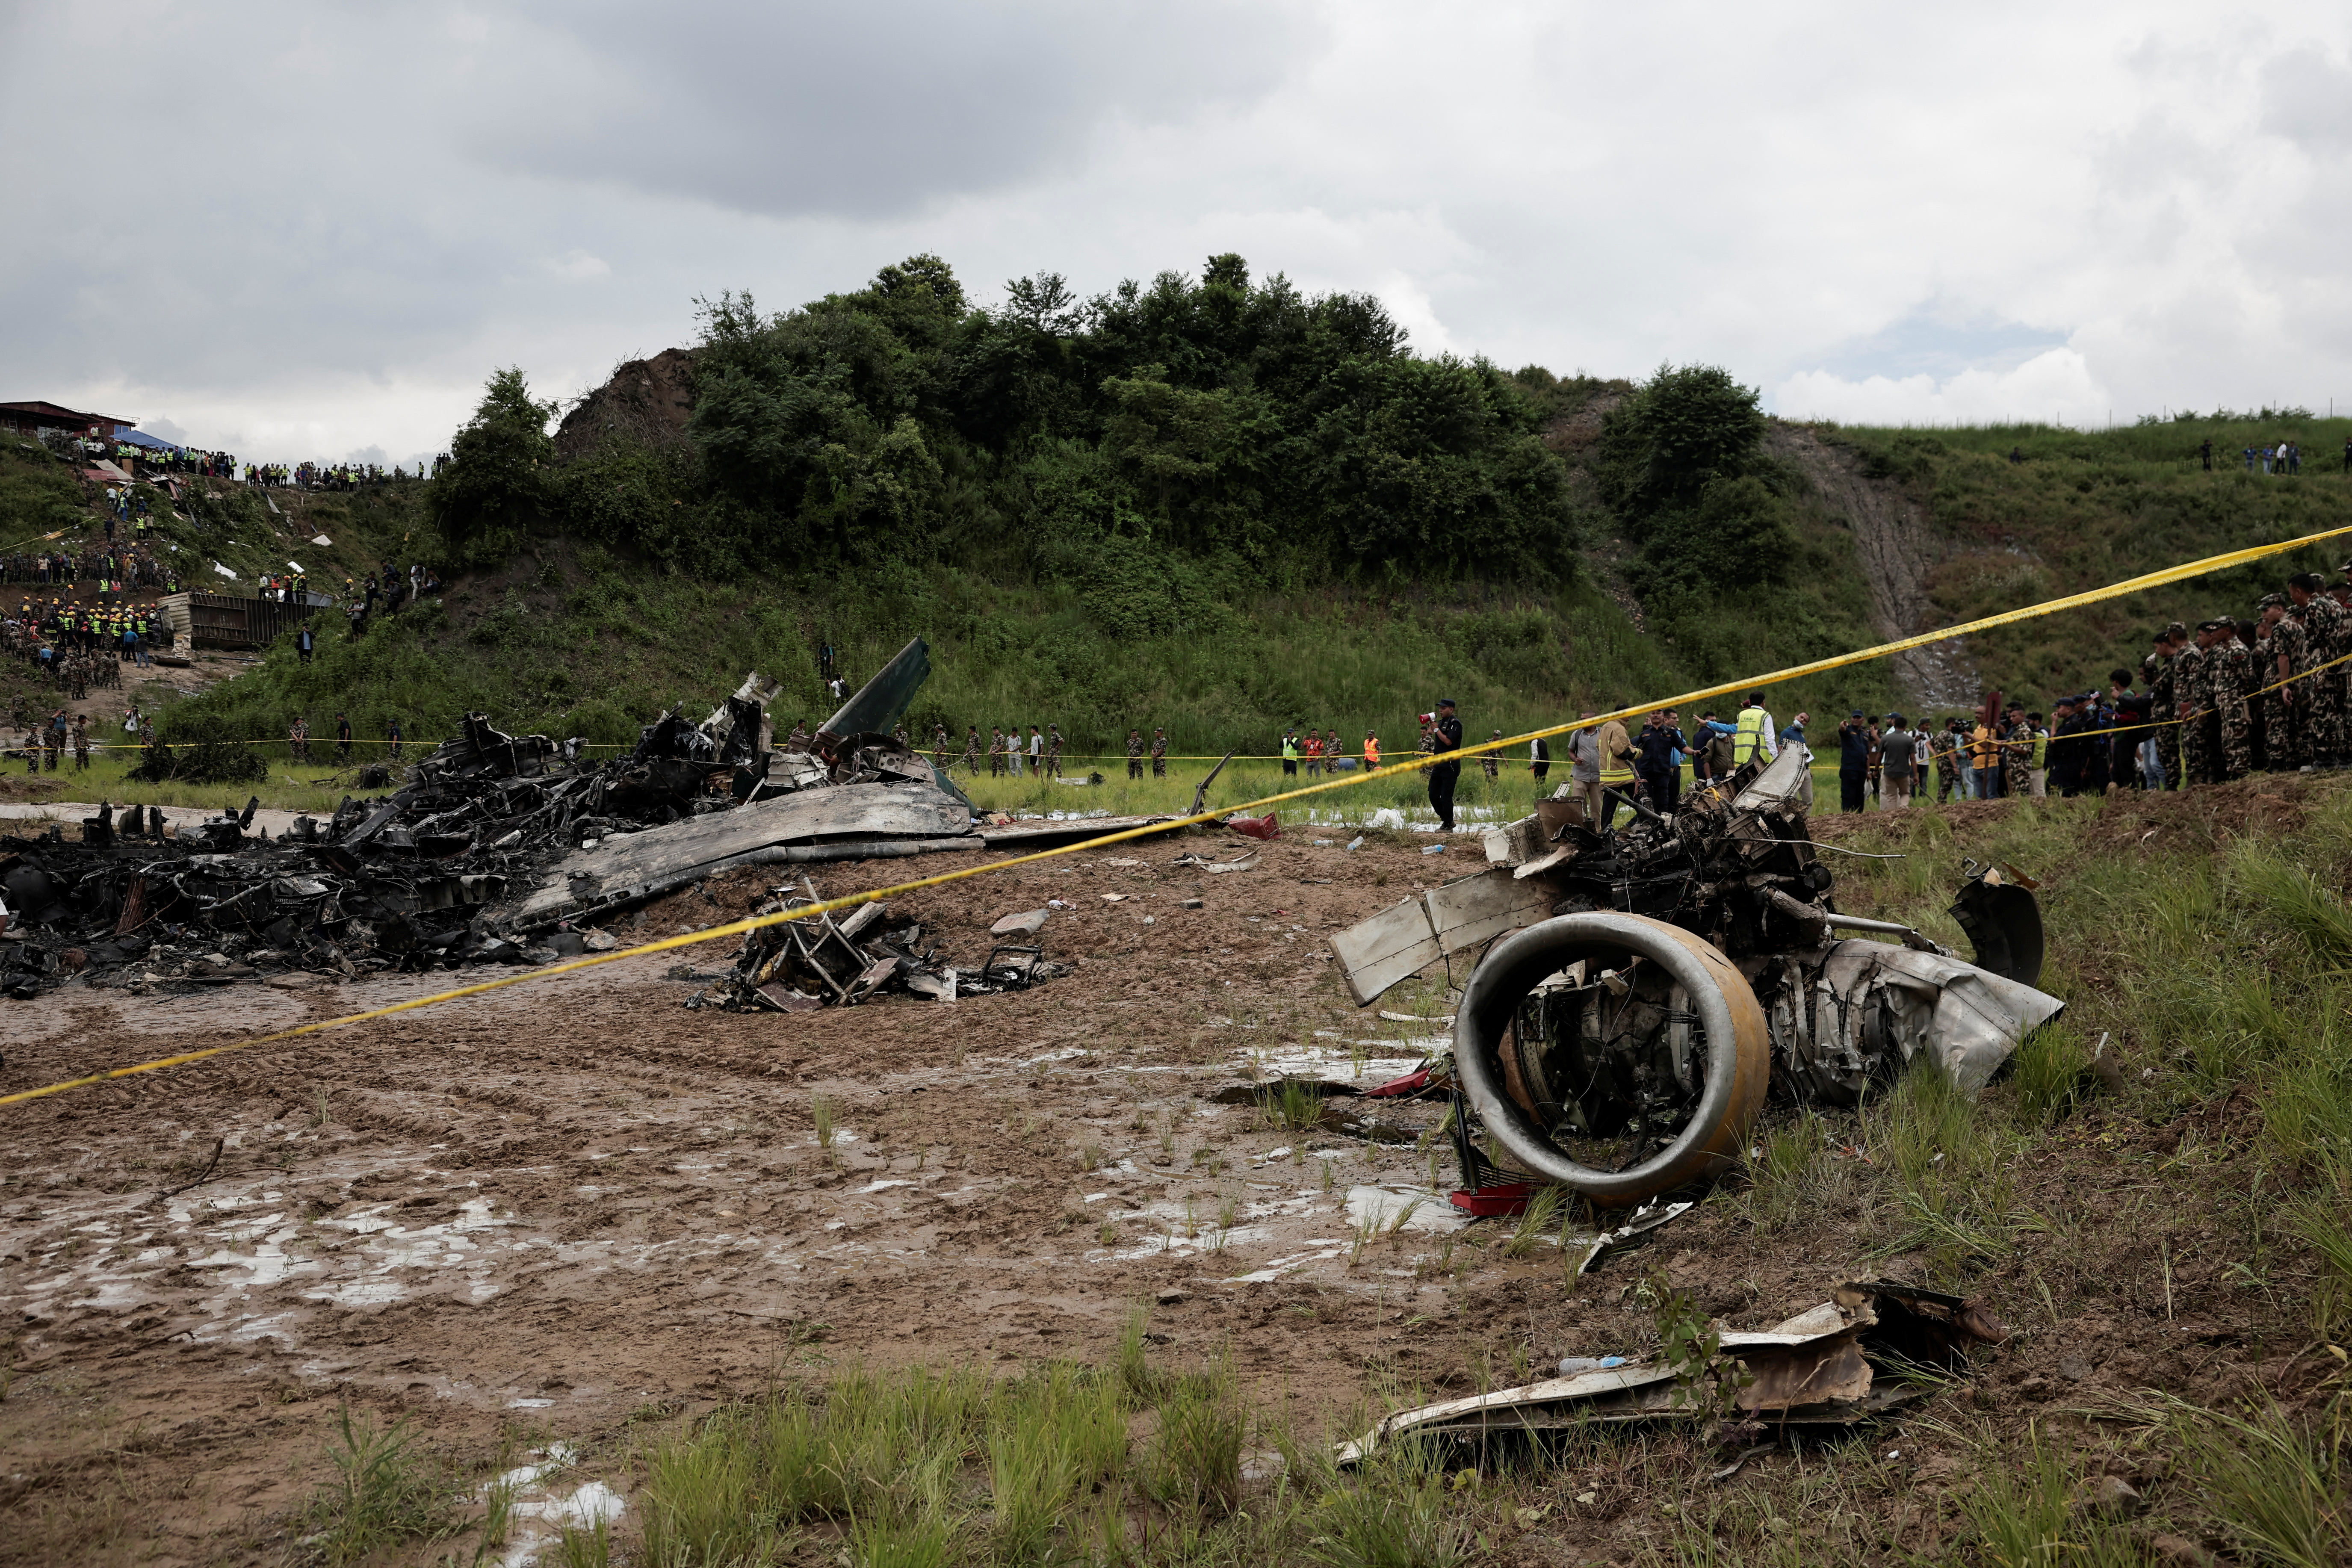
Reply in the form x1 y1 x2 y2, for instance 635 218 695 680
4 709 138 774
1598 561 2352 815
73 434 449 491
1408 559 2352 829
791 560 2348 837
2 596 171 694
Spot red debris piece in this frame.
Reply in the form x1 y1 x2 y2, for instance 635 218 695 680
1448 1181 1543 1217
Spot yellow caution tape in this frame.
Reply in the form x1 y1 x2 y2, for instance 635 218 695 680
5 520 2350 1110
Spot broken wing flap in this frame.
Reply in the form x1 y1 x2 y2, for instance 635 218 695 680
818 636 930 741
1338 1280 2009 1461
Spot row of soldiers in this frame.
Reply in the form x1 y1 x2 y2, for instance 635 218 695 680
928 723 1081 778
2146 567 2351 784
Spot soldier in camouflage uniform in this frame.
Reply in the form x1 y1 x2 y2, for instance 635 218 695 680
1127 729 1144 779
2255 593 2303 771
2175 623 2216 785
2142 623 2184 789
2288 573 2347 766
1932 718 1965 802
1149 728 1168 777
962 725 983 773
2216 618 2256 780
2000 702 2031 799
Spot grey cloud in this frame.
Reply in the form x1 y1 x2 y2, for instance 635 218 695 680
2261 47 2352 153
453 0 1324 220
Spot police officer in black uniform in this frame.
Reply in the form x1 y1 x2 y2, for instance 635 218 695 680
1428 698 1463 831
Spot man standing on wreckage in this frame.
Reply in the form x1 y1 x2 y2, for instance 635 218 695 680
1330 734 2066 1209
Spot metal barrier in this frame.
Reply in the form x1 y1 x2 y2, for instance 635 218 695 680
160 590 329 650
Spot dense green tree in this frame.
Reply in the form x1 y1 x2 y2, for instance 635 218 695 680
1596 363 1768 529
427 367 556 557
1595 363 1793 594
568 254 1580 598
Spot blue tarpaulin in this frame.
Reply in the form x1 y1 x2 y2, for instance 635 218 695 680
117 429 180 451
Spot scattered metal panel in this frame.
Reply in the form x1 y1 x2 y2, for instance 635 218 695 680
1328 868 1553 1005
1425 868 1552 958
1948 863 2046 986
1338 1280 2007 1462
1330 897 1442 1007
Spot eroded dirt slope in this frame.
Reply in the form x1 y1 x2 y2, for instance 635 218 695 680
1770 425 1981 711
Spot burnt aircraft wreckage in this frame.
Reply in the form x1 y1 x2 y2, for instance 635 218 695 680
1330 747 2063 1208
0 641 1133 1003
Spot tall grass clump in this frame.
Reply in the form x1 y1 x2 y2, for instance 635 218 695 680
298 1406 457 1566
2172 1399 2349 1568
1305 1439 1467 1568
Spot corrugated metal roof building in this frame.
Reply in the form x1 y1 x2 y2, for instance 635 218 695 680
0 401 140 439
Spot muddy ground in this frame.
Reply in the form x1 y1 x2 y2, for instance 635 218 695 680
0 793 2332 1565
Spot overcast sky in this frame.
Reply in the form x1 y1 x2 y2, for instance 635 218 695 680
3 2 2347 467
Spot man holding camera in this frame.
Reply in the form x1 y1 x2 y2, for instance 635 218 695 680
1427 699 1464 831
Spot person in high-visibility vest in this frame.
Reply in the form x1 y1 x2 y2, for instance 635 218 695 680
1362 732 1380 768
1281 729 1299 777
1732 693 1779 766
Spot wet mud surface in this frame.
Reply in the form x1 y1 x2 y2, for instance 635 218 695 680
1 830 1539 1560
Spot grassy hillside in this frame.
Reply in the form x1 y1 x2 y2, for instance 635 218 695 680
1817 414 2352 709
165 527 1687 763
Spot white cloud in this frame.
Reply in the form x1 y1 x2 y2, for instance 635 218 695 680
1 2 2346 457
1775 348 2114 428
544 251 612 283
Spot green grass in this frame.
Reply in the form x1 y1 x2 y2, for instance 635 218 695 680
615 1344 1494 1568
297 1406 457 1566
629 1349 1278 1568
